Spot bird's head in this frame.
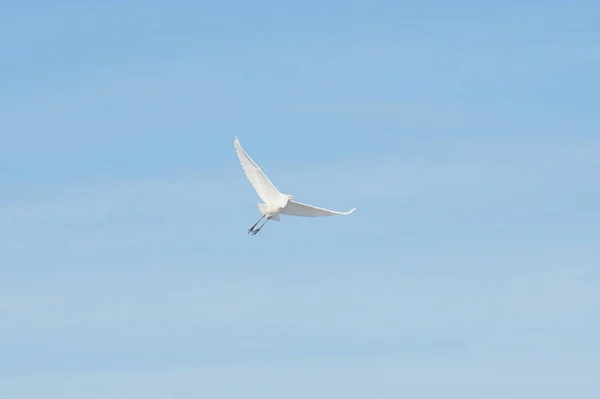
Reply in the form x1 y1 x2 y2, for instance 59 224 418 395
287 195 294 200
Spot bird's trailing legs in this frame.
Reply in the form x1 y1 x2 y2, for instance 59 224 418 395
248 215 265 234
250 217 270 236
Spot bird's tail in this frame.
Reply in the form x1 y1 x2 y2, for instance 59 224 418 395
257 203 280 222
258 203 269 215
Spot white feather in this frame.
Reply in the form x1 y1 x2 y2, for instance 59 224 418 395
234 137 283 205
280 200 356 217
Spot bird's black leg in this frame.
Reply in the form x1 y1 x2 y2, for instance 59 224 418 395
248 215 265 234
250 217 270 235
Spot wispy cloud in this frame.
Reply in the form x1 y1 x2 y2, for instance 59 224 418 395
0 175 243 263
3 351 597 399
3 134 596 262
271 136 600 199
1 244 598 398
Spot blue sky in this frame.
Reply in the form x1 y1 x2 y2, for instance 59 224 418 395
1 1 599 398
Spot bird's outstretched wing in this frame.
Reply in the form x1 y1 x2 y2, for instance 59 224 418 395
234 138 282 204
280 200 356 217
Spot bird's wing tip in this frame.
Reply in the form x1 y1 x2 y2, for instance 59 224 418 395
347 207 356 214
234 137 242 150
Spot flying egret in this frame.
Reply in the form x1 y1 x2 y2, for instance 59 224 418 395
234 137 356 235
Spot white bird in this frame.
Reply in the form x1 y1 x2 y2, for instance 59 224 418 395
234 137 356 235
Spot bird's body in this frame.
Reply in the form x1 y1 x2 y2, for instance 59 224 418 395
234 137 355 235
